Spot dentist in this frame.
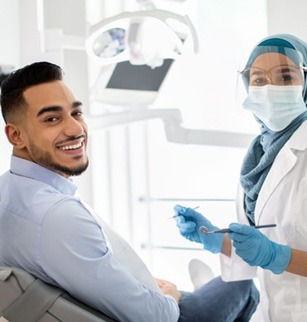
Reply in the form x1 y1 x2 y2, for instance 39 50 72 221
174 34 307 322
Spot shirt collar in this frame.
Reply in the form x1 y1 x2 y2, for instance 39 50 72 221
10 156 78 196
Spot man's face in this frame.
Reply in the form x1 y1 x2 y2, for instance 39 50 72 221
15 80 89 178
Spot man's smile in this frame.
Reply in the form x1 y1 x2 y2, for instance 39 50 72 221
57 137 85 151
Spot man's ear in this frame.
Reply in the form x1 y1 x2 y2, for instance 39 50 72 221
5 123 26 149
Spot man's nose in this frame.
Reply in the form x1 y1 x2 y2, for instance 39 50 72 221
64 116 85 136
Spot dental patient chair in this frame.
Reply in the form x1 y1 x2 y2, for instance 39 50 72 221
0 266 118 322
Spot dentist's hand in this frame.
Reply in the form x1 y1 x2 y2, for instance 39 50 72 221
228 223 291 274
173 205 223 254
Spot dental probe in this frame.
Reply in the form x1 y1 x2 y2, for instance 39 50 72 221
169 206 200 219
201 224 277 234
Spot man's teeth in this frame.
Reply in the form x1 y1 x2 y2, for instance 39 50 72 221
59 142 82 150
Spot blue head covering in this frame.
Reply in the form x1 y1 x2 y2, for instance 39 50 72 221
242 34 307 102
245 38 299 66
240 34 307 224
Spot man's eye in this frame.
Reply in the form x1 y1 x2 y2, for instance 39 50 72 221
45 117 59 123
73 111 83 117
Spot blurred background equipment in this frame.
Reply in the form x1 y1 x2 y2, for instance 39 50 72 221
0 65 14 89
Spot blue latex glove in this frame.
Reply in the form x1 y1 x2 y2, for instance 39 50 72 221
173 205 223 254
228 223 291 274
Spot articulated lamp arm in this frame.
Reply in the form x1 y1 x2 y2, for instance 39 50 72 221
87 109 255 148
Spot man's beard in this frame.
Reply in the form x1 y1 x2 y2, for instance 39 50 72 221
28 139 89 177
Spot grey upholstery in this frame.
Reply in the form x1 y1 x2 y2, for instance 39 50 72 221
0 267 118 322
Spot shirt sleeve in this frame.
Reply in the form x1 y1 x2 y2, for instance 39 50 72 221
39 199 180 322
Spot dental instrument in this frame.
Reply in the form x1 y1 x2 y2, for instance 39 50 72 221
201 224 277 234
169 206 199 219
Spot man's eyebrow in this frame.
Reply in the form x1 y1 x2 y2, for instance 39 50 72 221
36 101 83 117
72 101 83 108
36 106 63 117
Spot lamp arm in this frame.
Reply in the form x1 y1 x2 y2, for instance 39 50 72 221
87 108 182 130
87 109 255 148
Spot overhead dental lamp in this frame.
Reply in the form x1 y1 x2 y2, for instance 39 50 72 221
85 4 255 148
86 7 198 108
85 9 198 68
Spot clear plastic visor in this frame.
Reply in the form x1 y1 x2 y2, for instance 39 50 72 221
236 46 307 107
238 46 306 88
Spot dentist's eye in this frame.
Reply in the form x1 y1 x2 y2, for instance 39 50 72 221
250 76 267 86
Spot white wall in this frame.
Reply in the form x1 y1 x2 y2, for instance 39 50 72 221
0 0 19 174
267 0 307 40
0 0 19 66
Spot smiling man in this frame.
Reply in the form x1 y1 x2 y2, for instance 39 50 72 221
0 62 259 322
4 76 88 177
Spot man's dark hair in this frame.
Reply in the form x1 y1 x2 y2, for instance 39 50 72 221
0 61 63 123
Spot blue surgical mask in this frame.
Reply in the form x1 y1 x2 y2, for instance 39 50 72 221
243 85 306 132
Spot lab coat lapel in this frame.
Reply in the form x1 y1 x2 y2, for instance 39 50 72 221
255 122 307 223
255 147 296 223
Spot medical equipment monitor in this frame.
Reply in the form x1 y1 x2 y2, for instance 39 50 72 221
92 59 174 107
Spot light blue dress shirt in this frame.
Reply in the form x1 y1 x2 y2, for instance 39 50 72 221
0 156 179 322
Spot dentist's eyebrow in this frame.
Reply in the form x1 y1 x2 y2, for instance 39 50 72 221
36 101 83 118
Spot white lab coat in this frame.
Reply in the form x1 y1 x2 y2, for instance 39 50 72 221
220 121 307 322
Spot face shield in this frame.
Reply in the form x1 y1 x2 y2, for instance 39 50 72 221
237 46 307 104
236 46 307 131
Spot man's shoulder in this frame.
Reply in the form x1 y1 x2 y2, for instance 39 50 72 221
0 171 79 225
